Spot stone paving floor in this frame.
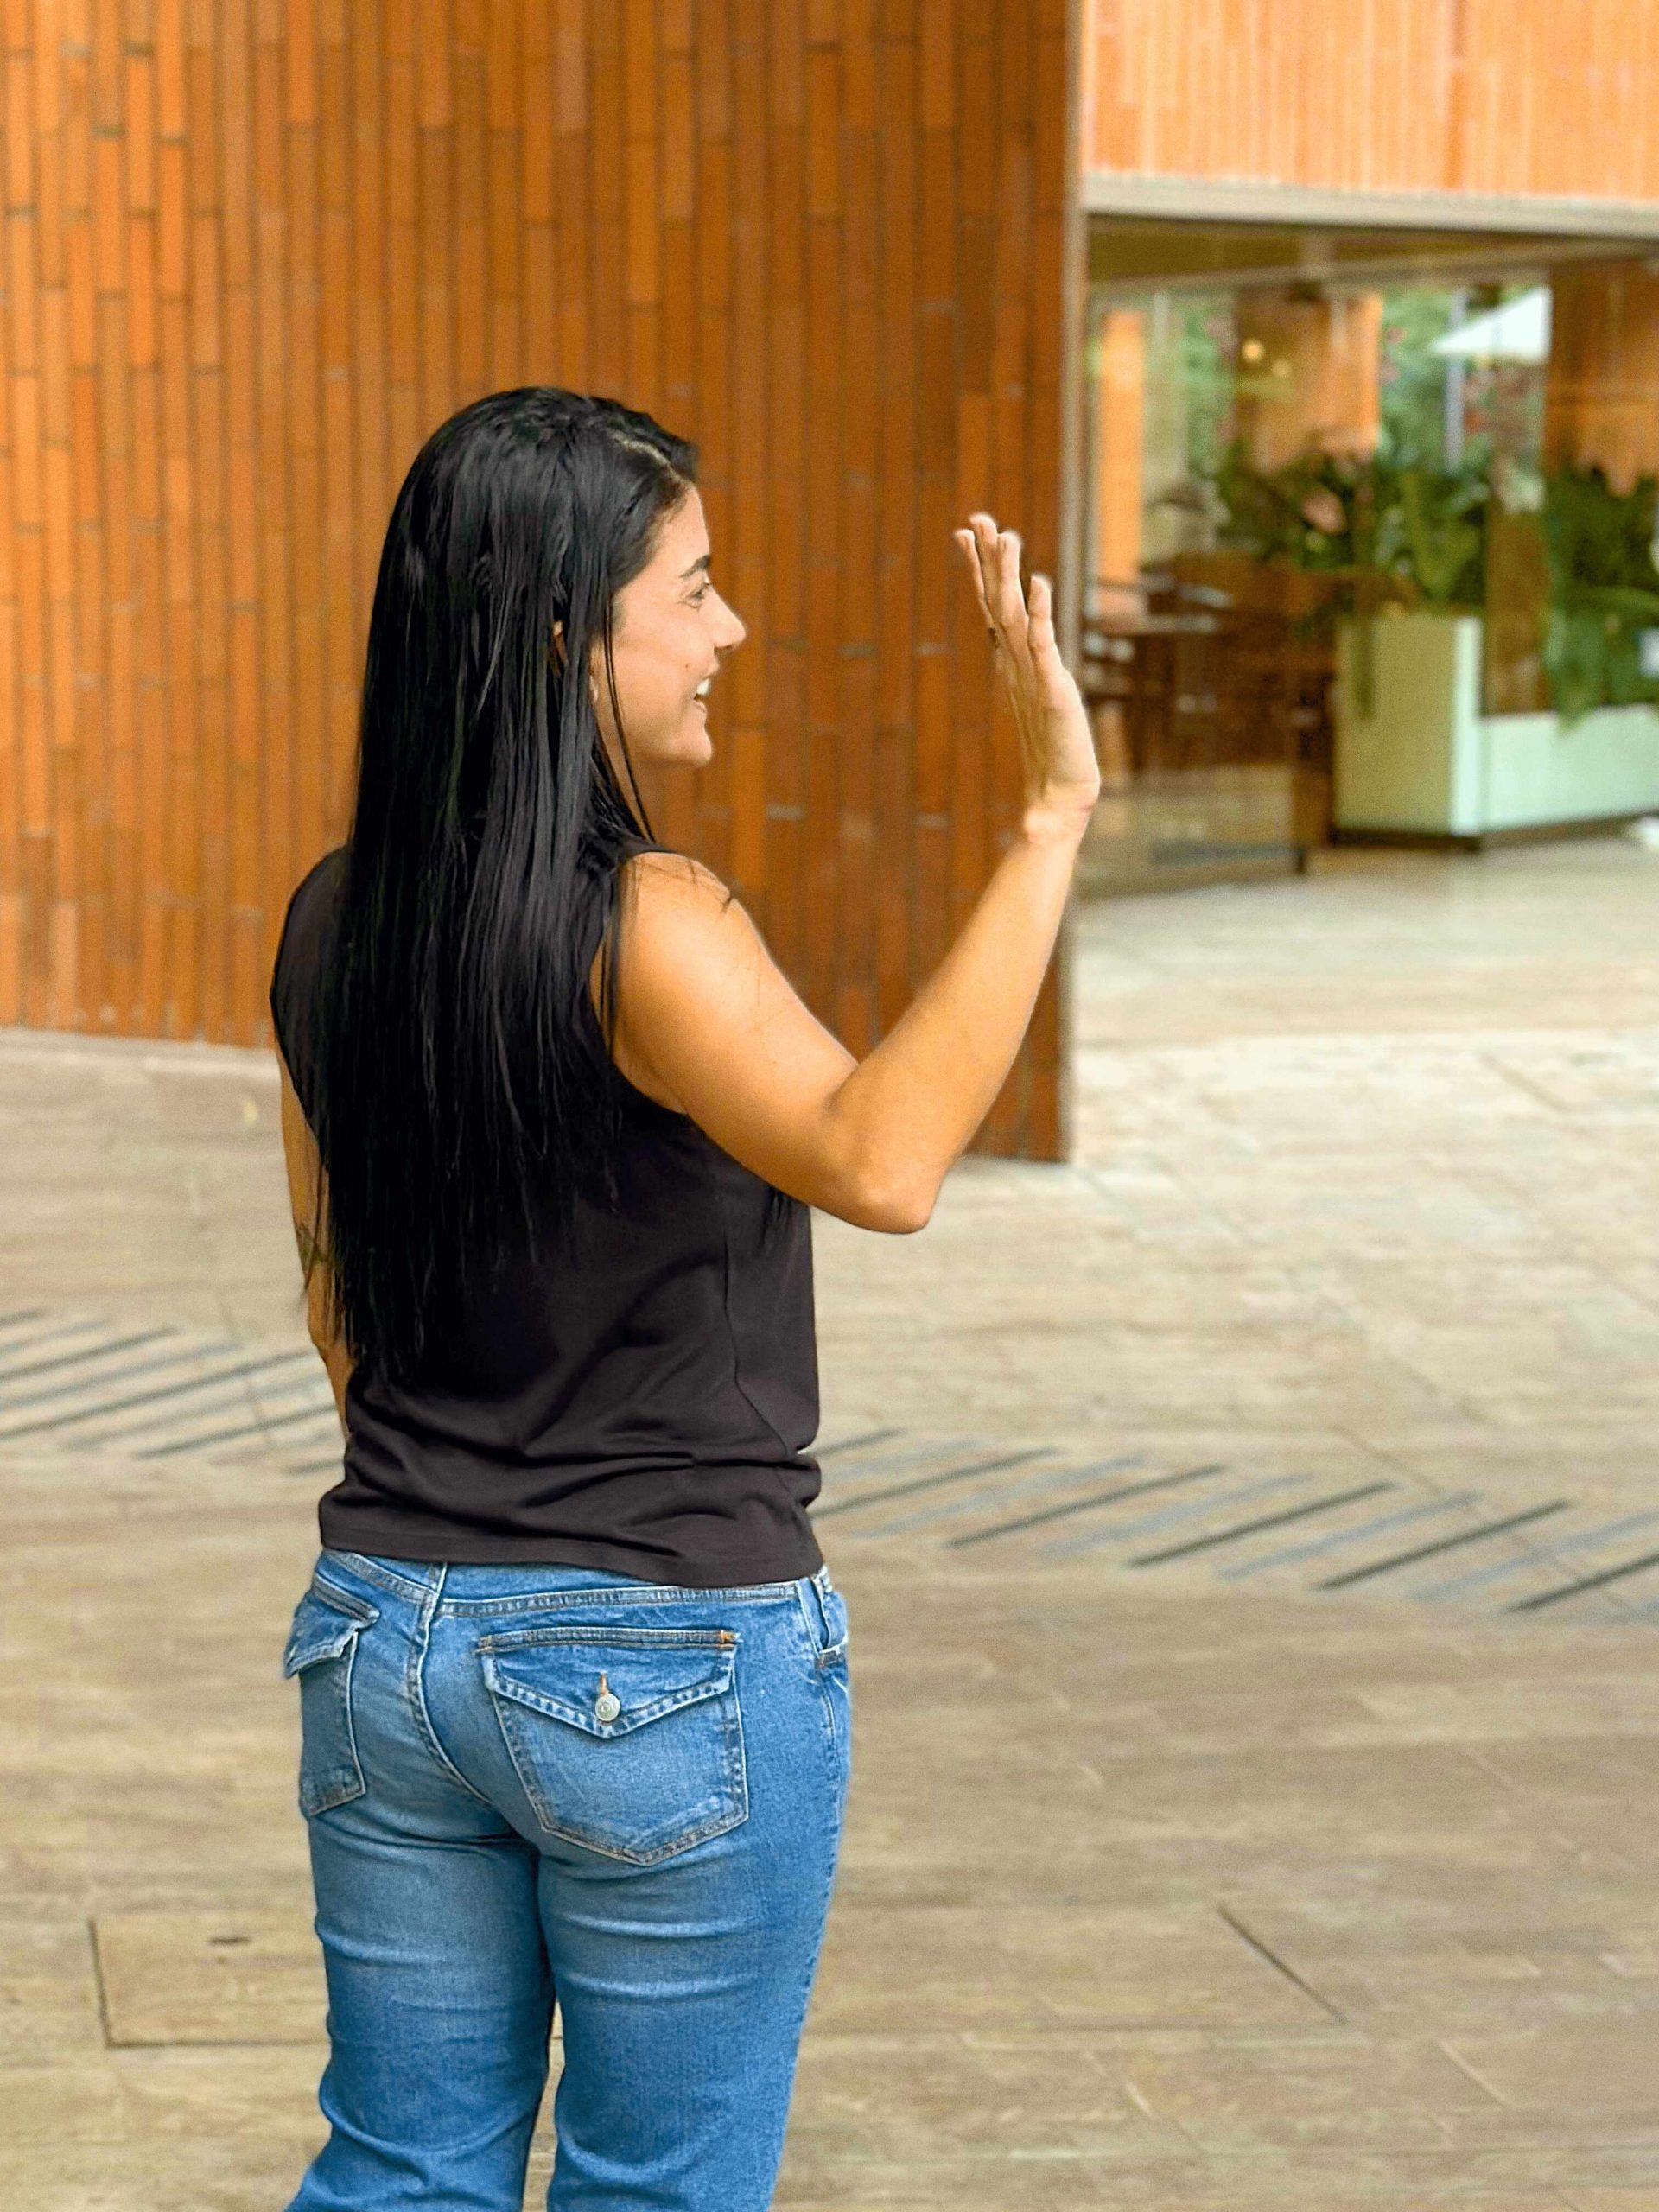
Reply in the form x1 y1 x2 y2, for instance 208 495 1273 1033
3 837 1659 2208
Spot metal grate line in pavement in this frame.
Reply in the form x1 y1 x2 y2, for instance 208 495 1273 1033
1510 1547 1659 1614
875 1455 1147 1538
0 1335 240 1411
137 1398 341 1458
816 1427 906 1459
1217 1490 1480 1581
73 1360 339 1447
1043 1473 1310 1560
1130 1482 1395 1569
0 1327 186 1392
0 1316 119 1365
1419 1511 1659 1603
814 1447 1058 1519
951 1462 1226 1548
0 1321 1625 1629
0 1309 117 1362
813 1435 990 1491
1317 1501 1572 1591
0 1350 315 1440
0 1310 77 1340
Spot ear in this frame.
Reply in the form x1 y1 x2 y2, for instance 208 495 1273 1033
550 619 567 671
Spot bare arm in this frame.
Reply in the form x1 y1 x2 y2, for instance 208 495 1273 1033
276 1052 354 1433
607 514 1100 1233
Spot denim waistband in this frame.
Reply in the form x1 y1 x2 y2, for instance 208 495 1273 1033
320 1548 831 1614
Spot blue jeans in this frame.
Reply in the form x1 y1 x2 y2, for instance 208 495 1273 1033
278 1548 852 2211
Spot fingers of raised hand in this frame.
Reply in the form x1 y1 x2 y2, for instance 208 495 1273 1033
1026 572 1070 695
963 512 1031 666
953 527 995 634
964 514 1002 632
993 527 1028 645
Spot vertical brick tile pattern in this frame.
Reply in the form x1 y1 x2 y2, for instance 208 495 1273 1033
1085 0 1659 202
0 3 1071 1160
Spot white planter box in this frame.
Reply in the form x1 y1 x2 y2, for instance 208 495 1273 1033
1334 611 1659 839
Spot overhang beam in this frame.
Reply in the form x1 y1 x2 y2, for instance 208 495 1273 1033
1082 173 1659 241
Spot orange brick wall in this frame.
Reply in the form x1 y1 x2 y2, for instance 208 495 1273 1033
1085 0 1659 201
0 0 1074 1162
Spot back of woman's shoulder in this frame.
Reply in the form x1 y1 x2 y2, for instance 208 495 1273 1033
619 844 740 920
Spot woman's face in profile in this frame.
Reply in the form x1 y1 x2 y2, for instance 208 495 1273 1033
592 486 746 772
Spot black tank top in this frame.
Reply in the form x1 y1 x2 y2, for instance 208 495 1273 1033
267 844 825 1589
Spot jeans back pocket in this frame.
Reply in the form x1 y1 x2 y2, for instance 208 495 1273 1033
478 1623 748 1864
282 1580 379 1816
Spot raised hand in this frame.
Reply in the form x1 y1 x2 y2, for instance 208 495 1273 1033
954 512 1101 829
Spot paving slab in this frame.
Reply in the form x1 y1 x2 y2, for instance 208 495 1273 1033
3 841 1659 2207
92 1910 332 2048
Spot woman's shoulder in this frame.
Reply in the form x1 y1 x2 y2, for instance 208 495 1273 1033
613 842 740 923
593 842 754 1125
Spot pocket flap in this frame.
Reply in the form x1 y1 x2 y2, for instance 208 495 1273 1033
479 1626 738 1740
282 1582 378 1677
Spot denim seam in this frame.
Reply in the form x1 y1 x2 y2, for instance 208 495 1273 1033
791 1581 823 1681
777 1675 847 2133
325 1550 442 1600
435 1580 803 1618
800 1581 843 1763
791 1583 836 1770
308 1573 382 1627
481 1652 736 1736
404 1562 496 1810
475 1624 742 1654
817 1577 848 1673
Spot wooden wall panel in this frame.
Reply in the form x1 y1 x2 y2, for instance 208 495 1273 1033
1086 0 1659 203
1090 305 1143 596
1234 291 1382 469
0 0 1075 1160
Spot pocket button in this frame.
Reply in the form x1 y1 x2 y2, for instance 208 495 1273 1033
594 1689 621 1723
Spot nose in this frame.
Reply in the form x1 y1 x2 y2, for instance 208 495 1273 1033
714 592 747 651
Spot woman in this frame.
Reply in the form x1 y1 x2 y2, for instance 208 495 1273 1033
270 386 1099 2211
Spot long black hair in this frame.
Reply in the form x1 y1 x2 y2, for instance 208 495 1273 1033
302 387 745 1384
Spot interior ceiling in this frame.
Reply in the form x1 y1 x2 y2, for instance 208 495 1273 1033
1089 214 1659 295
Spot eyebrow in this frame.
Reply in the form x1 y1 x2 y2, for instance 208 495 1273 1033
678 554 712 581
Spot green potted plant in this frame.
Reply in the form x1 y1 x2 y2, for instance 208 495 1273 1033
1189 440 1659 840
1326 455 1659 839
1205 441 1485 715
1539 463 1659 725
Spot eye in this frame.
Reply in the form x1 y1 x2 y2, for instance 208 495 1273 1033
687 582 711 607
